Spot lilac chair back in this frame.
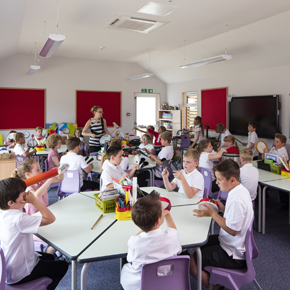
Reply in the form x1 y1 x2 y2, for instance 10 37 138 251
205 218 262 290
146 161 174 187
199 167 213 198
0 247 52 290
16 155 29 168
90 151 98 156
217 190 229 201
83 143 88 156
203 187 209 198
180 135 191 149
57 170 80 198
140 256 191 290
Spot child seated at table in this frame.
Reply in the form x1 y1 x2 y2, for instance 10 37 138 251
263 133 289 161
240 149 259 201
100 146 139 192
4 130 16 148
46 134 63 170
132 133 154 156
60 137 99 191
137 131 174 187
198 139 227 193
135 125 166 146
100 137 129 171
14 132 37 157
0 178 68 289
189 160 253 290
121 191 181 290
242 121 259 160
34 126 45 143
162 149 204 198
218 135 239 154
215 123 231 149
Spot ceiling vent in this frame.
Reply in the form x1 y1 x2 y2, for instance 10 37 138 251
105 14 168 34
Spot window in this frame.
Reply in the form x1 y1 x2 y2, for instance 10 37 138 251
182 92 198 129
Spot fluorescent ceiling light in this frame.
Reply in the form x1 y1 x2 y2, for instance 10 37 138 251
180 54 232 69
127 72 154 81
27 65 41 75
138 2 178 17
39 34 65 58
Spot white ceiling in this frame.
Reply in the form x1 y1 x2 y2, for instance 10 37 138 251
1 0 290 83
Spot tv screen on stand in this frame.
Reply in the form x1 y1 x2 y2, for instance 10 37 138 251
229 95 280 139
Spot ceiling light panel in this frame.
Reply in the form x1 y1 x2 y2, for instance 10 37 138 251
138 2 178 17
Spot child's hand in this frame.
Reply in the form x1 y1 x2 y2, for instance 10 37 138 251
101 151 106 157
32 148 37 154
120 173 129 180
215 200 225 212
193 204 214 217
221 149 227 154
163 209 170 216
91 133 96 138
132 164 139 171
148 154 155 161
115 131 120 138
242 142 247 146
162 167 169 178
24 191 37 204
173 170 183 180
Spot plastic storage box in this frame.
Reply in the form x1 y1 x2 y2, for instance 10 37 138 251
94 193 116 213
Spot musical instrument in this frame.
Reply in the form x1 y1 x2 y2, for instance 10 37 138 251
221 153 240 163
99 134 111 146
160 196 171 211
233 137 244 145
256 141 268 154
62 127 70 134
27 139 38 148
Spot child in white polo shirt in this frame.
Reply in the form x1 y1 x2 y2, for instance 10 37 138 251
162 149 204 198
190 159 253 289
100 146 139 192
215 123 231 149
242 121 259 159
0 178 68 289
60 137 99 191
264 133 289 161
14 132 37 157
121 191 181 290
240 148 259 201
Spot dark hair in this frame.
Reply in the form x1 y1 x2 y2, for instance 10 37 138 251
215 123 225 133
275 133 287 144
131 190 162 232
106 146 122 160
108 137 122 147
195 116 204 137
66 137 80 151
248 121 258 129
197 139 211 153
74 127 83 137
0 178 27 210
160 131 172 144
159 126 166 132
147 125 155 131
214 159 240 181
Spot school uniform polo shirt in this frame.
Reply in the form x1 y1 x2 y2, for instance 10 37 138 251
240 163 259 200
102 157 129 171
247 131 258 157
100 162 125 191
269 146 289 161
14 144 26 156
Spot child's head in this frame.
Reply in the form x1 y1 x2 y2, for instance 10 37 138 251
35 126 43 137
74 128 83 138
12 159 40 180
158 126 166 134
47 134 63 149
160 131 172 146
223 135 239 150
214 159 240 191
0 178 27 210
248 121 258 132
131 191 162 232
215 123 226 133
66 137 80 151
198 139 212 153
141 134 151 145
274 133 286 149
7 130 17 141
14 132 25 144
106 146 123 165
183 149 200 173
108 137 122 148
147 125 155 131
91 106 103 117
240 148 254 165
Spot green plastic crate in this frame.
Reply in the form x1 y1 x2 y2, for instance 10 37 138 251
94 193 116 213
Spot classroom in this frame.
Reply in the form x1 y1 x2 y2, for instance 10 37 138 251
0 1 290 290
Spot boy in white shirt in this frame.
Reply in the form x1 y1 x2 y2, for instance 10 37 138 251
137 131 174 187
215 123 231 148
242 121 259 159
240 148 259 201
14 132 37 157
121 191 181 290
100 146 139 192
0 178 68 289
162 149 204 198
190 160 253 290
60 137 99 191
264 133 289 161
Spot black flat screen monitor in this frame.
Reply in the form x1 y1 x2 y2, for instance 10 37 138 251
229 95 279 139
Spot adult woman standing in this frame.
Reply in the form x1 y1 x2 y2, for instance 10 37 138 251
82 106 116 153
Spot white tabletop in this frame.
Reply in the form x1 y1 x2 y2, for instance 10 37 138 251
77 204 211 263
35 193 116 259
11 144 67 156
252 161 286 182
260 178 290 191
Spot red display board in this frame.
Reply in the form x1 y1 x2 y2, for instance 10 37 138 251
76 91 121 127
201 87 227 131
0 88 45 130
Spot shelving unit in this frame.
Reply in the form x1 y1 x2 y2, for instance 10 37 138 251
158 110 181 136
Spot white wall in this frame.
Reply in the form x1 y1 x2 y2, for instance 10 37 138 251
0 54 166 140
167 64 290 148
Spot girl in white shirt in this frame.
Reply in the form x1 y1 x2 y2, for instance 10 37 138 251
133 133 154 156
189 116 205 149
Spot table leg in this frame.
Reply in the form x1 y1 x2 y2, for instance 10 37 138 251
262 186 268 235
196 247 202 290
71 260 77 290
151 169 155 186
81 262 91 290
258 184 261 233
289 194 290 225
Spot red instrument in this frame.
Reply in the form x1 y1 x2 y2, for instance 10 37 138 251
160 196 171 211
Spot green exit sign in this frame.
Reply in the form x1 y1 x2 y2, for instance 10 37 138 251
148 89 153 93
141 89 153 93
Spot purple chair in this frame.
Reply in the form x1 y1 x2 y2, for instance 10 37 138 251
176 135 191 165
146 162 174 187
205 218 262 290
0 247 52 290
89 151 98 156
199 167 219 199
83 143 88 156
140 256 191 290
56 170 80 198
217 190 229 201
15 155 28 168
203 187 209 198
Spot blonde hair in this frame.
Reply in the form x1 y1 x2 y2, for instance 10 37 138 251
275 133 286 144
240 148 253 162
142 134 152 143
160 131 172 144
91 106 102 114
215 123 225 133
197 139 211 153
12 159 37 180
35 126 43 131
14 132 24 143
46 134 62 149
224 135 239 150
184 149 200 162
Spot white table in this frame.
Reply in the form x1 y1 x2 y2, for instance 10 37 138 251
78 204 211 290
34 193 116 290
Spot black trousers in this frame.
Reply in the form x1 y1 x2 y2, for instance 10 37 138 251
137 171 162 187
89 145 102 153
13 253 68 290
81 180 99 191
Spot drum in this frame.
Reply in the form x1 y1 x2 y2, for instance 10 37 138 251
221 153 240 163
99 134 111 146
256 140 268 154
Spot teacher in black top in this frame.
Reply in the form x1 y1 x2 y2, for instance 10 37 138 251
82 106 116 153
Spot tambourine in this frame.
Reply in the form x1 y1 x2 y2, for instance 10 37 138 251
24 164 69 187
160 196 171 211
100 134 111 146
27 139 38 148
256 141 268 154
23 131 30 139
62 127 70 134
198 198 219 213
8 133 16 140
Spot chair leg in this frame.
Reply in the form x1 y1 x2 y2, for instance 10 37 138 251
253 279 263 290
208 284 214 290
211 219 215 235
